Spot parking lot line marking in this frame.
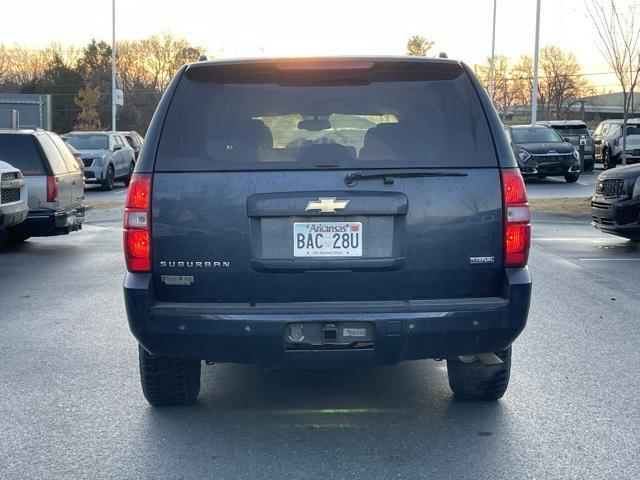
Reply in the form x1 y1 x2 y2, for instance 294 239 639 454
533 237 610 242
579 258 640 262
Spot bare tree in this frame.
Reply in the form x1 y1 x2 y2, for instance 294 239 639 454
586 0 640 165
512 47 594 121
475 55 524 119
0 44 9 82
406 35 434 56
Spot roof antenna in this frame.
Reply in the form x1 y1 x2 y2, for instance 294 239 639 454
438 52 448 59
198 54 209 62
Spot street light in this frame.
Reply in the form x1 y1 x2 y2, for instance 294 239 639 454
111 0 116 131
531 0 541 125
489 0 497 100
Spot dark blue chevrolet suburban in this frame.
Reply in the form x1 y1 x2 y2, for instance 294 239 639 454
123 57 532 406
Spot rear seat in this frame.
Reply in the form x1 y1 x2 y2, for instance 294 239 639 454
359 123 415 161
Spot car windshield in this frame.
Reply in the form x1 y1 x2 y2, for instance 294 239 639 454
66 134 109 150
156 64 497 171
511 127 563 144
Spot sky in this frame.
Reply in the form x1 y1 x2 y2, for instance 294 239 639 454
0 0 621 90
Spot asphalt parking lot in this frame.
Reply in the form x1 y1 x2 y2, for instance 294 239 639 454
1 179 639 479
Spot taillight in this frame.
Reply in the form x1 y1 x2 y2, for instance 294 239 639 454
46 176 58 202
614 137 620 146
124 173 152 272
501 169 530 267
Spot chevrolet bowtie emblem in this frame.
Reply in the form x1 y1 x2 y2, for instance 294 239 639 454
305 197 350 213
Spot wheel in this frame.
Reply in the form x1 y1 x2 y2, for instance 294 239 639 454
123 162 134 187
564 172 580 183
0 230 8 250
447 347 511 400
603 148 616 169
138 344 201 406
584 159 594 172
101 165 115 191
8 232 30 243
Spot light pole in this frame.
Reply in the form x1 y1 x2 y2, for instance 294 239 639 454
111 0 116 131
489 0 497 101
531 0 541 125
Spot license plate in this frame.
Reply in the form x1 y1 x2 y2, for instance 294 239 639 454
294 222 362 257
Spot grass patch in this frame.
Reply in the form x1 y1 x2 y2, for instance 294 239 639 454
86 200 123 210
529 197 591 215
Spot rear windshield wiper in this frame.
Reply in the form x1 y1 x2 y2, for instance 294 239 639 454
345 169 467 186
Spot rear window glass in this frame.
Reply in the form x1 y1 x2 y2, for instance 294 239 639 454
625 126 640 136
0 134 46 175
551 125 589 136
66 134 109 150
511 127 563 144
156 64 497 171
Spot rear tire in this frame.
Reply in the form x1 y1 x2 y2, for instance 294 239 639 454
564 172 580 183
447 347 511 400
123 162 134 187
138 344 201 406
101 165 115 191
603 148 615 169
8 232 30 243
584 159 594 172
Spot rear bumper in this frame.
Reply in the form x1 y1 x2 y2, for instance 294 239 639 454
12 205 89 237
124 268 532 368
591 196 640 239
0 202 28 229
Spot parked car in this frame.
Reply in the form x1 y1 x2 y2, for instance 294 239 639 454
60 137 86 172
0 129 87 242
65 131 135 190
124 56 532 406
538 120 594 171
591 163 640 241
505 124 582 182
0 160 28 248
122 131 144 160
593 118 640 169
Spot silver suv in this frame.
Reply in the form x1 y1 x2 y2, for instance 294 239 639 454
593 119 640 169
0 129 87 243
65 131 136 190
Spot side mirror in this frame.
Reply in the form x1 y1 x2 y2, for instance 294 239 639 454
563 137 571 142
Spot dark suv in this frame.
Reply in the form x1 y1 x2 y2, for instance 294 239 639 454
123 57 532 406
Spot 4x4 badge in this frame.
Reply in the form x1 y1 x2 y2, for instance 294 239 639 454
305 197 350 213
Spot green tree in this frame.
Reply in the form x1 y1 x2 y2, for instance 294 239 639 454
406 35 434 56
20 53 84 132
77 40 113 129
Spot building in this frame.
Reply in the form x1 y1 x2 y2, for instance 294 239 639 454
0 94 52 129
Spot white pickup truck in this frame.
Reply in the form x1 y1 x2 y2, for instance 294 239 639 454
0 160 28 248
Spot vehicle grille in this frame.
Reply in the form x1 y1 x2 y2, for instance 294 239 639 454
1 172 19 181
82 158 93 167
1 188 20 204
596 178 624 197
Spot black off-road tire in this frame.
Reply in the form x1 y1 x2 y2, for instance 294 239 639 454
603 148 616 170
564 172 580 183
584 159 595 172
0 230 8 250
447 347 512 401
123 162 134 187
8 231 31 243
101 165 115 191
139 345 201 406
